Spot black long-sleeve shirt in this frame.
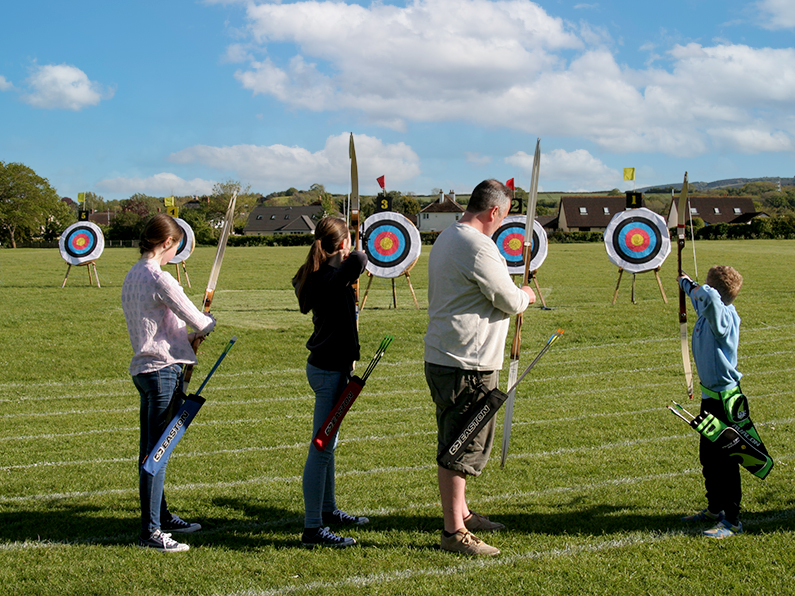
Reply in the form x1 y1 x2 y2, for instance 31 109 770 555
299 251 367 372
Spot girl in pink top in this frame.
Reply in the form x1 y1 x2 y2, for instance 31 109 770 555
122 214 215 552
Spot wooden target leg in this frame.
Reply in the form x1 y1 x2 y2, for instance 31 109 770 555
360 272 374 310
62 265 72 288
175 264 182 285
405 271 419 309
182 262 192 289
632 273 637 304
612 268 623 304
654 267 668 304
87 263 94 286
391 278 397 309
93 262 101 288
531 270 547 308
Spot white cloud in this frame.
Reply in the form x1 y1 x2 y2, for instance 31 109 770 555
757 0 795 30
0 75 13 91
506 148 619 190
465 152 492 166
22 64 114 110
95 173 216 196
225 0 795 157
169 133 421 192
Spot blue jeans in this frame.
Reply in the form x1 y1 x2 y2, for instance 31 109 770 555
133 364 183 537
303 363 349 528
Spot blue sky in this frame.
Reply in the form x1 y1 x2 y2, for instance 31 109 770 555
1 0 794 200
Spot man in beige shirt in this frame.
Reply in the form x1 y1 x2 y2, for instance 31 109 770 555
425 179 535 555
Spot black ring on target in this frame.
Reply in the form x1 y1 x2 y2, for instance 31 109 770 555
611 216 663 265
365 219 412 270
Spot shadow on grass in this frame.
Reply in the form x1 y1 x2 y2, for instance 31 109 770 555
3 497 793 550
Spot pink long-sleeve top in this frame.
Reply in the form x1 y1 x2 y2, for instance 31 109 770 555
122 258 215 376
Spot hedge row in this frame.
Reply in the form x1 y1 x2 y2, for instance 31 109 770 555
194 216 795 247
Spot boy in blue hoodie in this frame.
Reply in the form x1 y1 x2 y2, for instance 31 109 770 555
678 265 746 539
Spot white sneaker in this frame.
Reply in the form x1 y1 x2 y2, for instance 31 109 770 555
138 529 190 552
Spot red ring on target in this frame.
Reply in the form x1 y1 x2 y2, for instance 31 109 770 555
374 230 399 256
623 228 651 252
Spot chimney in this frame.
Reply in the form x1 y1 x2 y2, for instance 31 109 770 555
450 189 455 202
439 190 444 203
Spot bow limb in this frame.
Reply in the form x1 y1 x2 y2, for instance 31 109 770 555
184 190 237 386
501 138 540 468
349 133 361 326
677 173 694 399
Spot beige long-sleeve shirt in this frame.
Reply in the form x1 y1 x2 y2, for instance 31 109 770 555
424 222 530 371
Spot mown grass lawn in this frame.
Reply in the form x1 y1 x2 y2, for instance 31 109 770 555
1 240 794 596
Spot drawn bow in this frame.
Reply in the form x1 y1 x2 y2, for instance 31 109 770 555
501 138 540 468
183 190 237 386
676 173 694 399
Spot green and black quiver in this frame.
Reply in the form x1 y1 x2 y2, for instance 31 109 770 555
691 412 773 480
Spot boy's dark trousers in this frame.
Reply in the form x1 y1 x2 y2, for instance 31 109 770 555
699 397 741 524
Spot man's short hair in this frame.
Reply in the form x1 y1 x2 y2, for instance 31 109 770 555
706 265 743 305
467 179 511 215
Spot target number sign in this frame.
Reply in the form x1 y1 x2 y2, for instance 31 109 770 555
59 221 105 266
168 218 196 264
362 212 421 278
603 207 671 273
491 216 548 275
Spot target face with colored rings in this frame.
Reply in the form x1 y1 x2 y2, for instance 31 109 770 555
362 211 421 278
603 207 671 273
491 216 548 275
168 218 196 264
59 221 105 265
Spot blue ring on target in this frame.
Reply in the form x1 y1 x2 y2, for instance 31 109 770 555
612 217 662 265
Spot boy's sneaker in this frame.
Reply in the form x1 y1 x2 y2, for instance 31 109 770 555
464 511 505 532
302 526 357 548
138 529 190 552
162 515 201 533
322 509 369 526
703 520 743 539
440 529 500 556
682 508 724 523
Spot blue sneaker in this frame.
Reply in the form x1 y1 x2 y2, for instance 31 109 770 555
703 520 743 539
682 508 724 523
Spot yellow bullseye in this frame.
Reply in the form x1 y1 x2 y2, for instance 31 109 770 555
508 238 521 251
630 233 645 247
380 238 394 250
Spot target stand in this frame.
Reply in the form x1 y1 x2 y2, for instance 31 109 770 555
174 262 192 288
360 256 420 310
603 208 671 305
360 212 422 310
62 260 101 288
59 221 105 288
612 267 668 305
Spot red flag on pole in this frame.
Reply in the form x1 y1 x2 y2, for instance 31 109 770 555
377 175 385 189
506 178 515 191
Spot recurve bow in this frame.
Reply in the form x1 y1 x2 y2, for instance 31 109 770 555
677 173 694 399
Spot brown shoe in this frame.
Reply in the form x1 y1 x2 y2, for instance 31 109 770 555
464 511 505 533
440 529 500 556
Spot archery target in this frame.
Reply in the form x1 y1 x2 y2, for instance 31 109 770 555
603 207 671 273
168 218 195 264
491 216 548 275
59 221 105 265
362 212 421 278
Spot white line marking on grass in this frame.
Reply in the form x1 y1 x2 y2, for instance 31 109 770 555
220 532 682 596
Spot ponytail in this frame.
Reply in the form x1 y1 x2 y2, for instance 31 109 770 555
293 217 349 314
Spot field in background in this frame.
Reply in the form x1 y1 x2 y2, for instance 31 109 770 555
1 241 794 595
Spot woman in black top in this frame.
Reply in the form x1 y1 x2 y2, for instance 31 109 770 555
293 217 369 547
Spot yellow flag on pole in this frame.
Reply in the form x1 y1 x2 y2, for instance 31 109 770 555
164 196 175 207
623 168 635 181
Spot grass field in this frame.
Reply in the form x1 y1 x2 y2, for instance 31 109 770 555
1 240 794 596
